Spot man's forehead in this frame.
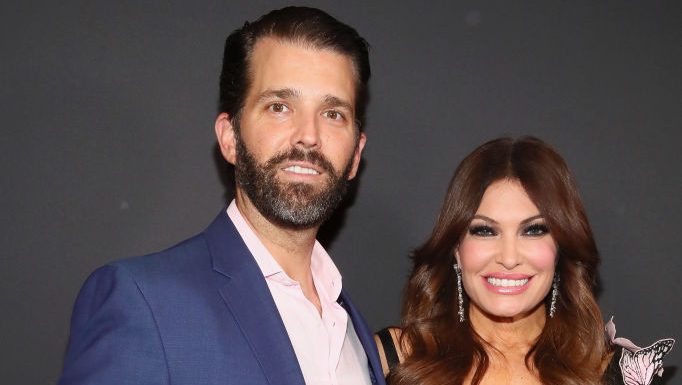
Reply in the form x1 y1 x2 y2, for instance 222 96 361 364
246 37 357 103
249 37 355 73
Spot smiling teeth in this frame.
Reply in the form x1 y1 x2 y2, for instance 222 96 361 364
487 277 529 287
284 165 319 175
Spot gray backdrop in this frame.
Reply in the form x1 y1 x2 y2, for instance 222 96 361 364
2 1 681 384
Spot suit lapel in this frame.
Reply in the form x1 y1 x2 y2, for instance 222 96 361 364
204 211 305 385
339 290 386 385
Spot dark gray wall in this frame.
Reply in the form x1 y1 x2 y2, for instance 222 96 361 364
2 1 680 383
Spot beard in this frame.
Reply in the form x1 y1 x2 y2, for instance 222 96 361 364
233 130 355 229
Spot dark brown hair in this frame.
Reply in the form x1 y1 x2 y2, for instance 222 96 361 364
218 6 371 128
392 137 610 385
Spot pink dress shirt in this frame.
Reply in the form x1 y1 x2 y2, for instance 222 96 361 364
227 201 371 385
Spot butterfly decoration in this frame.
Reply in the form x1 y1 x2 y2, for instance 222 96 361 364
605 317 675 385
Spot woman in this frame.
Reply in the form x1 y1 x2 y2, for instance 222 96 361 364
376 137 674 385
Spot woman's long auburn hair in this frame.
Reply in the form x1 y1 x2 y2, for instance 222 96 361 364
391 137 610 385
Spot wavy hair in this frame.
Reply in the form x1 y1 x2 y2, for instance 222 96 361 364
392 137 610 385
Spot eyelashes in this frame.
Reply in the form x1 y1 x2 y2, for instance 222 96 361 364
468 225 496 237
524 223 549 236
467 222 550 237
264 102 349 123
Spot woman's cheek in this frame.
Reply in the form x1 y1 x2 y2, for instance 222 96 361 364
525 239 557 268
458 239 497 270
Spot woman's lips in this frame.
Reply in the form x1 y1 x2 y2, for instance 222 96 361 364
482 274 532 294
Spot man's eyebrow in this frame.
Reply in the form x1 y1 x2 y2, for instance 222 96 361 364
256 88 300 103
322 95 353 111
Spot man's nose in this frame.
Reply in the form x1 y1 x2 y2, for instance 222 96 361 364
291 112 320 149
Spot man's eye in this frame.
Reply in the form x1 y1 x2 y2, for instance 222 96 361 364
268 103 288 113
523 223 549 236
324 110 345 121
469 225 496 237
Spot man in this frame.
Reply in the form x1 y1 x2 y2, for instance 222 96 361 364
58 7 384 385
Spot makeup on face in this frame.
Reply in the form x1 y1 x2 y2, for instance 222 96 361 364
457 180 558 319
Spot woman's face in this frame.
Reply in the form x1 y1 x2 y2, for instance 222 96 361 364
456 179 557 320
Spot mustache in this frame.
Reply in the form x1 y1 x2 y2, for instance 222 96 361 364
265 147 337 177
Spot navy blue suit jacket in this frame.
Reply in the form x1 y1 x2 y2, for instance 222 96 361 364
59 210 385 385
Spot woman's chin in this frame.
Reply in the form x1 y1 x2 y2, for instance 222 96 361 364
474 302 546 322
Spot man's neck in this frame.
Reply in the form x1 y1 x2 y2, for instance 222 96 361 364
234 191 319 289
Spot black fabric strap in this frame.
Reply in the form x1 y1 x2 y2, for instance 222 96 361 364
377 328 400 373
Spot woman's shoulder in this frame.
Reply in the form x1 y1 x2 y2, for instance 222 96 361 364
603 317 675 385
374 327 404 377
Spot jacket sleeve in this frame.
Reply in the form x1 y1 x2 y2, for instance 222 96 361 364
58 264 169 385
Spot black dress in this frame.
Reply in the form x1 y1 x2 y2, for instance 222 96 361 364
375 328 674 385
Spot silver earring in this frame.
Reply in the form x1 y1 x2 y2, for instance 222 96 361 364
453 263 465 322
549 272 559 318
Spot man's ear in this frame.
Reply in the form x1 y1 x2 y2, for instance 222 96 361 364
347 132 367 180
215 112 237 165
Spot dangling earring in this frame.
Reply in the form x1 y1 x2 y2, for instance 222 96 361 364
453 263 465 322
549 272 560 318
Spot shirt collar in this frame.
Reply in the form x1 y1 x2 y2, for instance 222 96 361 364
226 200 342 299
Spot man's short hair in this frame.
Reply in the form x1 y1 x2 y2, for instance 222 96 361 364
218 6 371 129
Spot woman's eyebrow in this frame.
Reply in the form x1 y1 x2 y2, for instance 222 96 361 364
520 215 544 225
470 214 544 225
471 214 497 224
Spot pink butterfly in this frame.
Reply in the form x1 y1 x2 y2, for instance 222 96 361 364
605 317 675 385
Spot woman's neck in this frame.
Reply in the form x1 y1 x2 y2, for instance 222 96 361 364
468 304 547 354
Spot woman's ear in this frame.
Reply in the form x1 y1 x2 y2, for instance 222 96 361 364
453 247 461 265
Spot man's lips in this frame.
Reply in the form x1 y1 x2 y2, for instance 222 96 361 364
280 161 322 176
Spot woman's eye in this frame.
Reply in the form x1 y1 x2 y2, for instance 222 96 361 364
469 225 496 237
524 223 549 236
268 103 288 113
324 110 345 121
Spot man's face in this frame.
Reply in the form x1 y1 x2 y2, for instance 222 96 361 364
217 38 366 228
